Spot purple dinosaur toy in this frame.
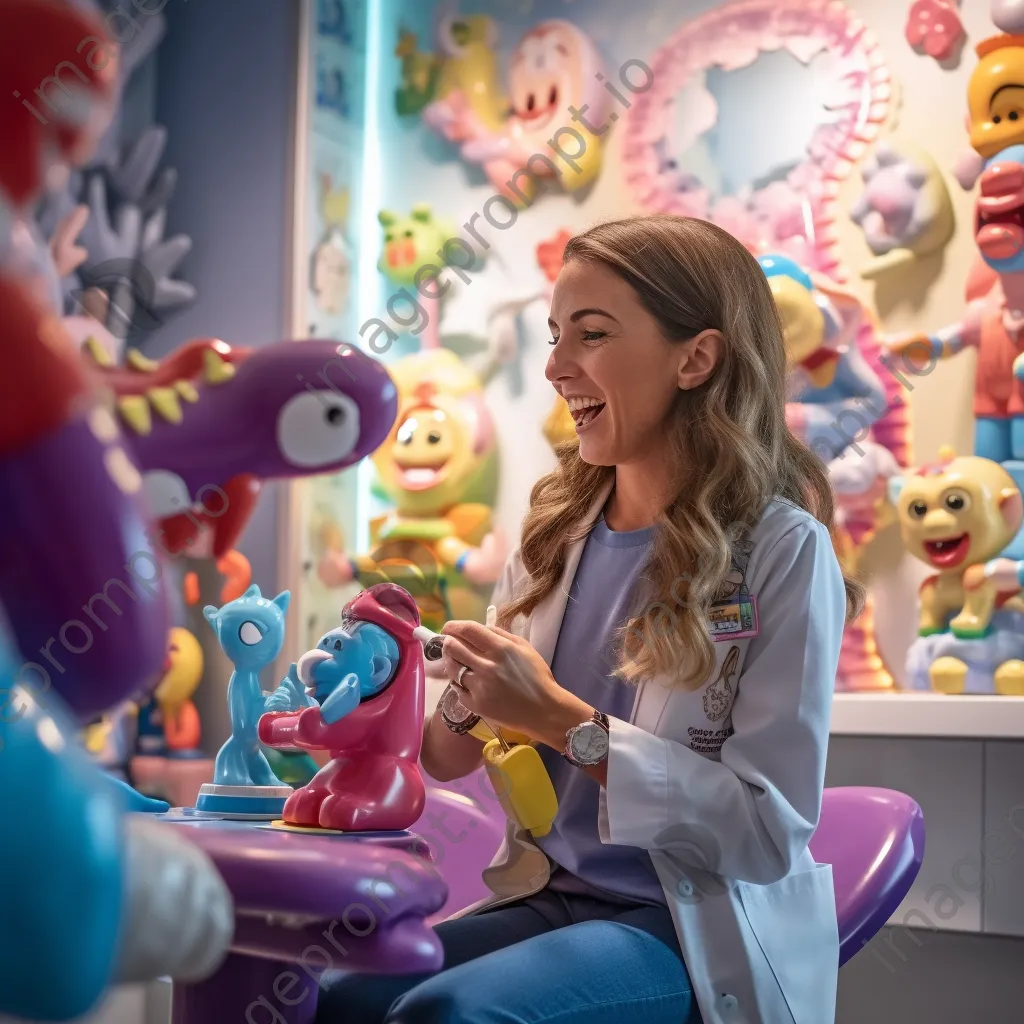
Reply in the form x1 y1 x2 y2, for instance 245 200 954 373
82 337 399 558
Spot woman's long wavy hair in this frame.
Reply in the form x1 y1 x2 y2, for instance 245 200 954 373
497 215 865 688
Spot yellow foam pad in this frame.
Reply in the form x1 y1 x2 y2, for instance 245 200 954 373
264 819 349 835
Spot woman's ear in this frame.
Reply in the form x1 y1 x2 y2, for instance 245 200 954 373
677 329 723 390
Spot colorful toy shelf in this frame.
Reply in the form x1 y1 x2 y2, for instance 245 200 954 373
831 692 1024 739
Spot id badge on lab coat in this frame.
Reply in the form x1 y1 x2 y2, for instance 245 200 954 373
707 594 758 641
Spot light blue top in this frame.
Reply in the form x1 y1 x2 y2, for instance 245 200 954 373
536 517 666 905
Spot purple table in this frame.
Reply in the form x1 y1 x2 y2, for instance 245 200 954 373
160 815 448 1024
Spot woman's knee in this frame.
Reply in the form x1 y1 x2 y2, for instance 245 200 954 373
385 974 493 1024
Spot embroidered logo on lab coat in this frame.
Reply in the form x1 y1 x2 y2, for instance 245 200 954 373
703 644 739 722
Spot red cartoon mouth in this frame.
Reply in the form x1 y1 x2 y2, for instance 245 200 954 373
923 534 970 568
976 161 1024 260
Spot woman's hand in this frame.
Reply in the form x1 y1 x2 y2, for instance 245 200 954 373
439 620 592 748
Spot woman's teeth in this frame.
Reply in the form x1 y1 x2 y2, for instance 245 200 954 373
567 397 605 429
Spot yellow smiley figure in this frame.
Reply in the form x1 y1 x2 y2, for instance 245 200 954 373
968 35 1024 159
332 349 502 630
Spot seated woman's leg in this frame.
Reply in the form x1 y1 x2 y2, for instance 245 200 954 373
316 902 554 1023
385 918 693 1024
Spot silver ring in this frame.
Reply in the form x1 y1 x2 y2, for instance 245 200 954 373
455 664 471 689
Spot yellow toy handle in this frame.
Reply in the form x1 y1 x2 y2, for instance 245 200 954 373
482 739 558 839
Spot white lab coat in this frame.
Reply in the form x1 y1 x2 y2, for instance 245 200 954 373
452 481 847 1024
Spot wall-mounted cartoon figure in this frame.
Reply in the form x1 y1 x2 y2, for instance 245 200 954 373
423 19 610 205
850 140 955 278
954 33 1024 189
888 160 1024 471
396 28 441 116
318 348 505 630
895 448 1024 694
968 35 1024 162
377 203 463 353
259 583 425 832
317 0 351 46
310 175 352 320
395 7 506 127
759 254 890 460
761 253 910 691
433 7 506 136
378 204 458 290
905 0 965 63
316 61 350 118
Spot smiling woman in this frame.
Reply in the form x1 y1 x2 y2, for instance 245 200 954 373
320 215 859 1024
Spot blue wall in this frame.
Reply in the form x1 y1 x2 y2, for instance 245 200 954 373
154 0 300 596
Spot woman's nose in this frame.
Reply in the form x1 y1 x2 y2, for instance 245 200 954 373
544 345 575 383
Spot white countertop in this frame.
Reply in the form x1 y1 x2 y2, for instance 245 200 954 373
831 691 1024 739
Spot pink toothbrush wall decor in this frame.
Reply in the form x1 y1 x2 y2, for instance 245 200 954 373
621 0 892 283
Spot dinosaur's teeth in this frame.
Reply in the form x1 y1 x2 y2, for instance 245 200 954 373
147 386 183 424
126 348 159 372
117 395 152 435
174 380 199 403
83 336 113 367
203 349 235 385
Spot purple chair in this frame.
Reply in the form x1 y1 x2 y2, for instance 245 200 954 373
422 779 925 969
413 784 507 924
809 786 926 966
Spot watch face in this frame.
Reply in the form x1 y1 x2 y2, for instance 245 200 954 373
441 687 474 724
569 722 609 764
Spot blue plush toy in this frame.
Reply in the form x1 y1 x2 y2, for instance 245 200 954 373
269 619 400 726
204 585 291 787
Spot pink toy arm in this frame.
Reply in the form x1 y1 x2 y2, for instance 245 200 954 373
934 300 986 355
258 710 308 748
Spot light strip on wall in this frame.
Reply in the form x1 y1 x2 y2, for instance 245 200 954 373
354 0 384 555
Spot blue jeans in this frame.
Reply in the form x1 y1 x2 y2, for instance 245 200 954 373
316 888 698 1023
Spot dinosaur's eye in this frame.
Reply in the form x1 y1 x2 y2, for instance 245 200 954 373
333 639 343 651
278 392 361 469
908 500 928 518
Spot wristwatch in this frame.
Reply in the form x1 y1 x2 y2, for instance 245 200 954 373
439 684 480 736
563 710 610 768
